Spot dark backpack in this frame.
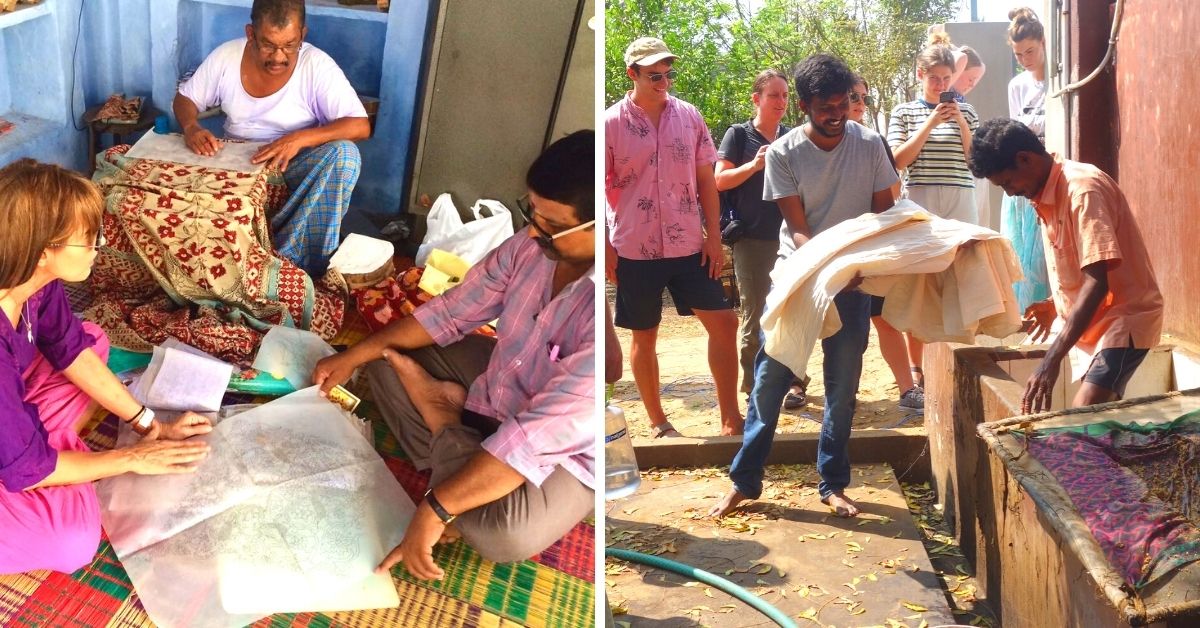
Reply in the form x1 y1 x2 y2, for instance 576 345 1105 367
718 122 749 244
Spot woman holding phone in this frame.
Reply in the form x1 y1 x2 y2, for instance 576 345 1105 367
887 32 980 224
885 33 980 391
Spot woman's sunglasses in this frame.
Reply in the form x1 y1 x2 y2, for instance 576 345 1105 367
848 92 875 107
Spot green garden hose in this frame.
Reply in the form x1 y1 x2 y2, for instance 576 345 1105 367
605 547 798 628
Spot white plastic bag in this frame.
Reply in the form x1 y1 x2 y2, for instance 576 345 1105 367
416 194 514 267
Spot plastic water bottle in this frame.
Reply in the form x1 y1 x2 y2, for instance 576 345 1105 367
604 403 641 500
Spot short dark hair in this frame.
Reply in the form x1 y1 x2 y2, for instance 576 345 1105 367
251 0 305 30
527 130 594 222
968 118 1049 178
792 54 855 105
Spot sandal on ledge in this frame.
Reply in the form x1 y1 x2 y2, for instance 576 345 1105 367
650 421 683 438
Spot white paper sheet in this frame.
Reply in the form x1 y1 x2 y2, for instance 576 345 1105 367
251 326 337 390
126 132 266 172
135 339 233 412
328 233 395 274
97 387 414 628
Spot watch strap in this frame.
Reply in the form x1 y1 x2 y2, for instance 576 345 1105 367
131 407 155 436
424 488 457 524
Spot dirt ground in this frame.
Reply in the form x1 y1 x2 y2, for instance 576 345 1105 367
609 287 923 440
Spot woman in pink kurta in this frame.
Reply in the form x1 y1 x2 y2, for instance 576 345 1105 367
0 160 214 574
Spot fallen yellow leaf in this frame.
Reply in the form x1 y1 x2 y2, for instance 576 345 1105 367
902 601 929 612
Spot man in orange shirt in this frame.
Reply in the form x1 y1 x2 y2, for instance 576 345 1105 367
969 118 1163 414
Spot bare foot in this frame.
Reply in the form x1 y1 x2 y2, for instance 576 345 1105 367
720 414 745 436
821 492 860 518
707 487 750 518
382 350 468 437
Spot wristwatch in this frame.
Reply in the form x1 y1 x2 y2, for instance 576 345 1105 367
130 406 156 436
423 488 457 524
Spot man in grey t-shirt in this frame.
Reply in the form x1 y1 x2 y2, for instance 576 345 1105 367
710 54 897 519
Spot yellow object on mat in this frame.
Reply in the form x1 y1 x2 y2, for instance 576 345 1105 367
418 249 472 296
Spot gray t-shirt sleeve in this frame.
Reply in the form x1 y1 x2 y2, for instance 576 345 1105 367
762 142 796 201
873 135 901 194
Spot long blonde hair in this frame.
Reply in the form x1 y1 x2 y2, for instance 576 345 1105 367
0 159 104 290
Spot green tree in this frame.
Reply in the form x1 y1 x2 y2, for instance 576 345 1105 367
605 0 957 142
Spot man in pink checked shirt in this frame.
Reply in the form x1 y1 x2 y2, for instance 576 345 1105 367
605 37 742 438
313 131 595 581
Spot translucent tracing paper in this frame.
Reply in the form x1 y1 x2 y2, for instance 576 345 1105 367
251 326 337 390
125 132 266 172
97 387 414 627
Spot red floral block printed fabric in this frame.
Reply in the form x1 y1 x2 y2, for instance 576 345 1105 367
84 146 345 362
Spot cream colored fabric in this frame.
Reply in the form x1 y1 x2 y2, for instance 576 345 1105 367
762 201 1024 376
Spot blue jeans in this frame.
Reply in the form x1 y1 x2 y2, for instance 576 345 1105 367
729 290 872 499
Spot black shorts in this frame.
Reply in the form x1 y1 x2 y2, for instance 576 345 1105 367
1082 346 1149 397
870 295 885 317
614 254 731 330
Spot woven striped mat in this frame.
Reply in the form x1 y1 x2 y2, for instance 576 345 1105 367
0 315 595 627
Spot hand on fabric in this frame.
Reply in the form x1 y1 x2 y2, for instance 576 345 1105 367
183 126 222 156
605 240 618 285
1022 356 1061 414
376 503 446 580
251 132 306 171
150 412 214 441
700 235 724 280
840 273 865 294
313 351 358 397
122 439 210 475
1022 299 1057 344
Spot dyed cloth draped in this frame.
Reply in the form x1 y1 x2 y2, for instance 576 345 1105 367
1022 412 1200 589
83 146 345 363
1001 192 1050 311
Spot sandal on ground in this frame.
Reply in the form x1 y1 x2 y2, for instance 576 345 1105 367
783 375 810 410
650 421 683 438
783 390 807 410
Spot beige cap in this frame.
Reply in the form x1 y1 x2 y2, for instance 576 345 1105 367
624 37 677 67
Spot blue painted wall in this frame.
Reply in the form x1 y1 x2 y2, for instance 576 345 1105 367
1 0 434 216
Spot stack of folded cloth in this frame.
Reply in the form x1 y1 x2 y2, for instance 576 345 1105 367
93 94 144 124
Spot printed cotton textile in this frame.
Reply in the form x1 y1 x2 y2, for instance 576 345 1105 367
1022 412 1200 589
761 202 1023 376
84 146 345 362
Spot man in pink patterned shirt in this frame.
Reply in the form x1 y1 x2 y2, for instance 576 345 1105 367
313 131 594 581
605 37 742 437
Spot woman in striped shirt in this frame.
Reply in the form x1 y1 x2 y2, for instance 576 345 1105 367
885 37 980 391
887 35 980 225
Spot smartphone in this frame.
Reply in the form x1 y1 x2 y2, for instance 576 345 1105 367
939 91 956 103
